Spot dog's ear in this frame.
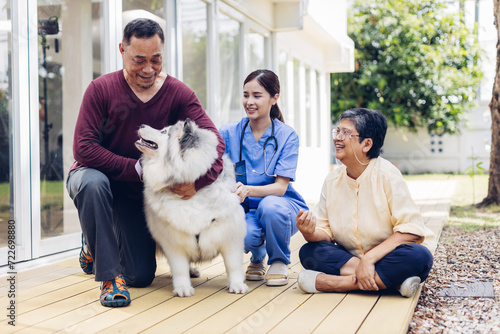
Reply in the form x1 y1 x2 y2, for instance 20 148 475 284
180 119 199 157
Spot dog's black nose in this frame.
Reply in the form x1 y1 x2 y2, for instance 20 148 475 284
140 124 146 128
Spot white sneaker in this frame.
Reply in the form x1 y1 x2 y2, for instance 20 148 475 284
398 276 421 298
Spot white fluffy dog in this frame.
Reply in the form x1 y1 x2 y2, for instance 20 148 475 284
135 119 248 297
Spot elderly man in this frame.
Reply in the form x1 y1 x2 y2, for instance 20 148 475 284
66 18 224 307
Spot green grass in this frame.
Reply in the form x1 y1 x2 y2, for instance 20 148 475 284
39 180 64 208
0 182 10 213
0 180 64 212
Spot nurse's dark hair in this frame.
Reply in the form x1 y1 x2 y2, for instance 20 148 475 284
339 108 387 159
244 69 284 123
122 18 165 46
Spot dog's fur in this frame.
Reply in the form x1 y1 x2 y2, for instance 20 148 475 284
135 119 248 297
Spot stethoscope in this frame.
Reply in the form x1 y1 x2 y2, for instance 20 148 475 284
238 119 278 178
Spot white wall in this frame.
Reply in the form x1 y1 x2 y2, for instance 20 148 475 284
381 103 491 175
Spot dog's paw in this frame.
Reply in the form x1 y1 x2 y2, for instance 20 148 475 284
228 282 249 294
173 285 195 297
189 266 202 278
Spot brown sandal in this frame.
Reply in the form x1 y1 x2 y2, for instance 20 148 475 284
246 261 266 281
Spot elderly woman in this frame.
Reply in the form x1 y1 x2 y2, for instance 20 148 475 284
296 108 435 297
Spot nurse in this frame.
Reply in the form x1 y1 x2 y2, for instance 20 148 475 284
219 69 308 286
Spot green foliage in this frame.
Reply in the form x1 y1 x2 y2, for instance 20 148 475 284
331 0 483 134
464 148 486 204
465 161 485 178
182 29 208 108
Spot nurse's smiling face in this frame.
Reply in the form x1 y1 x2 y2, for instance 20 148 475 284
242 79 278 123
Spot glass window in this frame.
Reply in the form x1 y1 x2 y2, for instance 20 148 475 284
0 0 12 248
219 12 241 124
181 0 208 109
248 31 265 72
37 0 102 241
305 66 311 147
92 2 104 79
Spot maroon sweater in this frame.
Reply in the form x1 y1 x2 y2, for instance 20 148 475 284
71 70 225 197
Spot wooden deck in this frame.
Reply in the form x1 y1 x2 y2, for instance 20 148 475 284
1 180 454 334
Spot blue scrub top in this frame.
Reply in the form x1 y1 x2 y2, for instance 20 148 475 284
219 117 306 209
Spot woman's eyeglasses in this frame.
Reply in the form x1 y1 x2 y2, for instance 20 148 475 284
332 128 363 141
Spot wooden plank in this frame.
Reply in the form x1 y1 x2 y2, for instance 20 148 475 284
31 276 217 334
16 278 97 315
96 276 231 333
4 260 175 331
311 293 379 334
10 273 175 332
141 244 305 334
21 260 227 333
318 293 379 333
269 291 346 334
225 283 311 334
185 280 291 333
7 287 99 331
141 279 266 334
0 266 81 297
82 264 231 333
0 274 91 307
356 287 422 334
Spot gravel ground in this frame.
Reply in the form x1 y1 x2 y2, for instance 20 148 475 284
409 226 500 334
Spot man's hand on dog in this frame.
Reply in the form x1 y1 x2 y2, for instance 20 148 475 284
172 183 196 200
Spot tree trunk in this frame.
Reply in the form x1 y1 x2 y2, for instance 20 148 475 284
480 0 500 206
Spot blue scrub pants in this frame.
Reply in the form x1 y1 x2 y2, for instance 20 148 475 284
299 241 433 289
66 167 156 286
245 195 308 265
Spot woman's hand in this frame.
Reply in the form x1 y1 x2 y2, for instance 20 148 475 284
235 182 250 203
296 209 316 236
354 256 379 291
296 209 331 242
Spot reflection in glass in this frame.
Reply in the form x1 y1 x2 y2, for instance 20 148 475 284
38 1 102 240
248 32 265 72
219 12 240 124
181 0 208 109
38 4 64 239
0 0 12 248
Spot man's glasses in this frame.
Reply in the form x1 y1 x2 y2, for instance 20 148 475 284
332 128 363 141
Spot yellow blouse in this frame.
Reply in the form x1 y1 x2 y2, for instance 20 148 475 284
314 157 435 258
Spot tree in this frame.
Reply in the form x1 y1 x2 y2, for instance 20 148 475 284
480 0 500 206
331 0 483 135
